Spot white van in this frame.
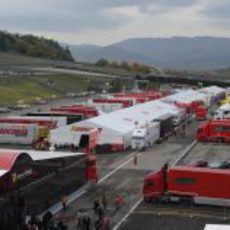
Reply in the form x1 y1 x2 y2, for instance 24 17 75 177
213 103 230 120
131 122 160 150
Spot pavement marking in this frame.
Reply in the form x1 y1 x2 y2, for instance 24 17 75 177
113 197 143 230
98 150 139 184
45 118 195 219
171 140 197 166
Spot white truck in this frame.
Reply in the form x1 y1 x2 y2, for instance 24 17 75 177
213 103 230 120
131 122 160 150
0 123 39 145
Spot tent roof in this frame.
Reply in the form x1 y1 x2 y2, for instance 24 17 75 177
52 100 179 135
0 149 84 177
163 90 208 104
66 101 176 133
199 86 226 95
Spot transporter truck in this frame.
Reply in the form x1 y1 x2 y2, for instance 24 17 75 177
143 165 230 207
196 119 230 142
131 122 160 150
0 123 39 145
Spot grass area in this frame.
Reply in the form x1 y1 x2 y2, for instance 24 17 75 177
0 52 58 66
215 68 230 79
0 74 108 106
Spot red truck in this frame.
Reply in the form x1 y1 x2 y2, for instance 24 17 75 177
196 119 230 142
51 107 99 118
92 98 133 108
174 101 207 120
0 117 57 129
143 165 230 207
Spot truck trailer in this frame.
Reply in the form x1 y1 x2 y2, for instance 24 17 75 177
0 116 59 129
51 107 99 118
131 122 160 150
153 114 174 139
0 123 39 145
197 119 230 142
143 165 230 207
25 112 82 125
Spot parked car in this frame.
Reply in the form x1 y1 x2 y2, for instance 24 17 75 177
208 160 230 169
33 99 47 105
186 159 208 168
0 107 10 113
13 104 31 110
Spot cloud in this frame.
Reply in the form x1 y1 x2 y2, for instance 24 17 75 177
0 0 199 33
200 0 230 19
0 0 229 45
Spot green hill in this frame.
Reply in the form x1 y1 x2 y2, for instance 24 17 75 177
0 31 74 62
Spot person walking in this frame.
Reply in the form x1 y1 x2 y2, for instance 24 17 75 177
100 193 107 211
114 194 123 211
101 216 110 230
83 213 91 230
76 210 83 230
61 195 68 211
93 200 100 215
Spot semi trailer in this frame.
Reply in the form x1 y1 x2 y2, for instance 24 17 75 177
196 120 230 142
143 165 230 207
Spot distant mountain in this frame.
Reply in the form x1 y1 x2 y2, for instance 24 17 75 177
69 37 230 70
0 31 74 62
69 44 152 64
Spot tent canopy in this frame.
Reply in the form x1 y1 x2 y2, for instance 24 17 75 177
163 89 209 105
50 100 181 146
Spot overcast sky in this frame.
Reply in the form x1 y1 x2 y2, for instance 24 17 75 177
0 0 229 45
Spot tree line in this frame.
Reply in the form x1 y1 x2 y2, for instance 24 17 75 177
95 58 151 74
0 31 74 62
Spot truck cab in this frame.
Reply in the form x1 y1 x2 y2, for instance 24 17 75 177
131 128 148 150
196 122 209 141
143 170 165 202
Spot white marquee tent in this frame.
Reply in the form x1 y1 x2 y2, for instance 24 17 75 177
162 89 210 107
50 100 182 148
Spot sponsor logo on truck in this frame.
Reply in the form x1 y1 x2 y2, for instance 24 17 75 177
70 126 92 132
0 127 28 136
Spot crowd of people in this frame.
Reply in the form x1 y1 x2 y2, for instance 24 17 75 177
0 192 124 230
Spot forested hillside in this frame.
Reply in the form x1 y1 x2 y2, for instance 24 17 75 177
0 31 74 62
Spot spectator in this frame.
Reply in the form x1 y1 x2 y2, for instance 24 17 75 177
101 216 110 230
94 219 101 230
83 213 91 230
93 200 100 215
100 193 107 211
76 210 83 230
114 194 123 211
61 195 68 211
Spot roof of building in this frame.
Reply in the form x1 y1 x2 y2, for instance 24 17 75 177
0 149 84 177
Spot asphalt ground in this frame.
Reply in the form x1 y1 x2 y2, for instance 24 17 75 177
118 210 230 230
52 119 199 229
178 142 230 166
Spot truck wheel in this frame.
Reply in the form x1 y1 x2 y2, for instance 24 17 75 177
216 137 224 143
